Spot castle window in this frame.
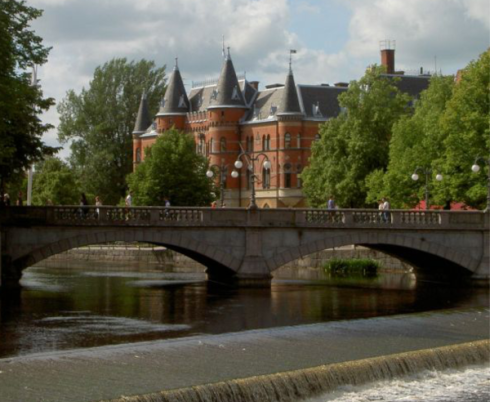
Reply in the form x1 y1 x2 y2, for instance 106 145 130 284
297 164 302 188
247 136 253 152
262 135 266 151
262 164 271 189
231 85 241 101
269 105 277 118
284 163 292 188
315 133 320 141
220 137 227 152
198 134 205 155
267 135 271 150
296 134 301 148
210 138 214 153
252 107 260 121
285 132 291 149
136 148 141 163
246 168 252 190
210 89 218 101
312 102 322 118
178 94 187 108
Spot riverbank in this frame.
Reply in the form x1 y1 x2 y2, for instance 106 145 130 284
43 243 413 273
0 308 488 402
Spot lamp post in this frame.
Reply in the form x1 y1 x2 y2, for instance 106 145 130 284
411 167 443 210
471 156 490 211
232 151 271 209
206 164 227 207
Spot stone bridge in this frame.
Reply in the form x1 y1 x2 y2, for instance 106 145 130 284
0 206 488 287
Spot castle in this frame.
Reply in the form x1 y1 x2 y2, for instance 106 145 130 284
132 45 430 208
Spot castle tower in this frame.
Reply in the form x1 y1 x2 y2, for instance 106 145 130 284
156 59 190 132
207 49 249 204
132 92 152 167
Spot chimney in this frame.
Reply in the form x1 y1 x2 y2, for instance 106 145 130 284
380 40 395 74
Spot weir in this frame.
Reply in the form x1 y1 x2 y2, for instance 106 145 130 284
106 341 489 402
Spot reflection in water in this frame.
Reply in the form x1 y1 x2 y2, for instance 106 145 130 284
0 262 488 358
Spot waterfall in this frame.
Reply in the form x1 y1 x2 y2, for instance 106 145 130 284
107 340 489 402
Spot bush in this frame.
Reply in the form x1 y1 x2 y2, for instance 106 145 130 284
324 258 380 277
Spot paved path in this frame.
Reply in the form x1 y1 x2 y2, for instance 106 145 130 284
0 308 488 402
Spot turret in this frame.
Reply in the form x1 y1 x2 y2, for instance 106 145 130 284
156 58 189 131
132 92 153 168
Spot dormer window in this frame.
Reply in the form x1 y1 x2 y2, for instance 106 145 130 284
210 89 219 101
312 102 322 117
178 94 187 108
196 94 203 108
252 107 260 121
269 105 277 118
231 85 240 100
160 98 166 108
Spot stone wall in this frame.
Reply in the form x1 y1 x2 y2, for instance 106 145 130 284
42 244 412 272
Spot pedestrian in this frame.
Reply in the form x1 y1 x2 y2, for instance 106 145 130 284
211 201 217 208
79 193 88 218
163 197 171 207
16 191 23 206
4 193 10 206
125 191 132 207
95 196 102 218
327 196 336 210
382 197 391 223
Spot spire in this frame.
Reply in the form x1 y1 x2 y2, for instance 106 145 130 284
157 59 190 116
277 66 303 116
208 49 247 109
133 92 153 135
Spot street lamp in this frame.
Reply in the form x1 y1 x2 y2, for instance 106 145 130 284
206 164 227 207
232 151 271 209
471 156 490 211
411 167 443 210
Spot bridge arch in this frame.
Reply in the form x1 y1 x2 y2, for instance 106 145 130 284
265 232 480 276
16 229 241 280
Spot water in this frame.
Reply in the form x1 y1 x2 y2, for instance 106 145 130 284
304 365 490 402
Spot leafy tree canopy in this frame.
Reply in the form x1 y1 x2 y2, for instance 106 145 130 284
32 157 79 206
57 58 166 205
0 0 57 192
127 129 214 207
366 75 455 208
301 66 411 208
441 49 490 208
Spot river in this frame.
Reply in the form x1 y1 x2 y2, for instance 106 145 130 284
0 261 488 401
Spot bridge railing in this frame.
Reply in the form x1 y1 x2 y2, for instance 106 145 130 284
0 206 487 229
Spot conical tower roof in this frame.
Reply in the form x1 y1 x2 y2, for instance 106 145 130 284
277 67 303 116
208 49 247 109
133 92 153 135
157 60 190 116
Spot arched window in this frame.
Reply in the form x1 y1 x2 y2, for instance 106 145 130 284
315 133 320 141
247 136 253 152
266 135 271 150
262 163 271 189
296 134 301 148
246 168 252 190
262 135 266 151
198 134 205 155
297 164 302 188
285 132 291 149
210 138 214 153
220 137 226 152
284 163 292 188
135 148 141 163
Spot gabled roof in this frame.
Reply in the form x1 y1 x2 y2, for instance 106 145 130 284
132 93 153 135
244 86 283 122
157 62 190 116
189 80 255 113
277 68 303 116
208 51 247 109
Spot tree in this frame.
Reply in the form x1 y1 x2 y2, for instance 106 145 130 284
31 157 79 206
366 75 455 208
57 58 166 205
301 66 411 208
127 129 214 207
441 49 490 209
0 0 57 194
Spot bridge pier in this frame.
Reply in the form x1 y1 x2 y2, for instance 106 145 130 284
0 255 22 289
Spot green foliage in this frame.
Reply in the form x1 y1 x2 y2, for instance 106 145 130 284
441 50 490 209
127 129 214 206
57 58 166 205
366 75 455 208
0 0 57 192
302 66 411 208
324 258 380 277
32 157 79 205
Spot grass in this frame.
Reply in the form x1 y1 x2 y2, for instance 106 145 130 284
324 258 380 277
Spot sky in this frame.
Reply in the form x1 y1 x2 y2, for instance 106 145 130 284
26 0 490 159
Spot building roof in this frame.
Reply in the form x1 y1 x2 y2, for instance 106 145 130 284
382 74 430 99
298 85 347 119
277 69 303 116
157 62 190 116
132 93 153 135
208 51 247 109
